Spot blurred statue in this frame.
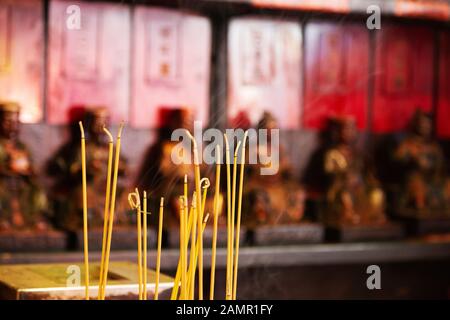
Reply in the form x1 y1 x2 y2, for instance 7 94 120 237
46 107 128 231
0 102 49 231
135 108 195 232
392 109 450 217
319 116 386 225
243 111 305 228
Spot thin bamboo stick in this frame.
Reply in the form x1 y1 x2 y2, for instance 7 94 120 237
170 194 195 300
154 197 164 300
224 134 232 300
185 130 203 300
210 145 221 300
100 123 124 300
143 191 148 300
78 122 89 300
232 131 248 300
98 126 113 300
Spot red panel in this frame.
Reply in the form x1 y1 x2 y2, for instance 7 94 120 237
228 17 301 129
373 25 434 133
0 0 43 123
47 0 130 124
395 0 449 21
437 31 450 138
131 7 211 129
250 0 350 13
304 21 368 130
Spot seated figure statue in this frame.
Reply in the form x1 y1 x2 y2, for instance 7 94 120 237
0 102 49 231
46 107 128 231
392 109 450 217
243 112 306 228
135 108 195 231
320 116 386 225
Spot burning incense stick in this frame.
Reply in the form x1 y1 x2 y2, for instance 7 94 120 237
78 122 90 300
232 132 248 300
128 190 142 300
223 133 232 300
229 140 241 299
179 196 187 299
171 193 195 300
188 213 209 299
100 123 124 300
210 146 221 300
143 191 148 300
154 197 164 300
198 177 210 299
185 130 204 300
98 126 113 300
187 192 198 299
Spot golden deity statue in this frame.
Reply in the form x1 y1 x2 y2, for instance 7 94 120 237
321 116 386 225
0 102 49 231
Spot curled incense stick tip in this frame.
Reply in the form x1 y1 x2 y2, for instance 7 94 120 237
200 177 210 189
78 121 85 138
103 125 113 143
160 197 164 207
203 213 210 224
128 191 140 209
117 121 125 139
242 130 249 150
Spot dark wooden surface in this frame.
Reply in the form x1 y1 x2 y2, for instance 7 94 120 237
2 239 450 299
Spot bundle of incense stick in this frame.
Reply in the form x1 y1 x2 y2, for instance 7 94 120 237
127 189 165 300
80 123 247 300
169 130 248 300
79 122 124 300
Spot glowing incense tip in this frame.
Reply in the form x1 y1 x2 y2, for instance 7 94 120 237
117 121 125 138
103 125 113 142
79 121 89 300
234 140 242 157
79 121 85 138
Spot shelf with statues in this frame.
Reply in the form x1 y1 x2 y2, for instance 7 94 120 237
0 102 67 252
0 261 173 300
239 112 324 246
44 106 141 251
303 115 405 243
383 110 450 236
241 182 324 245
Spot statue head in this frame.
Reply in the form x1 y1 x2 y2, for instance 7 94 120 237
409 109 433 139
257 111 279 144
257 111 278 131
84 106 110 143
0 102 21 140
327 115 357 145
157 107 192 141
